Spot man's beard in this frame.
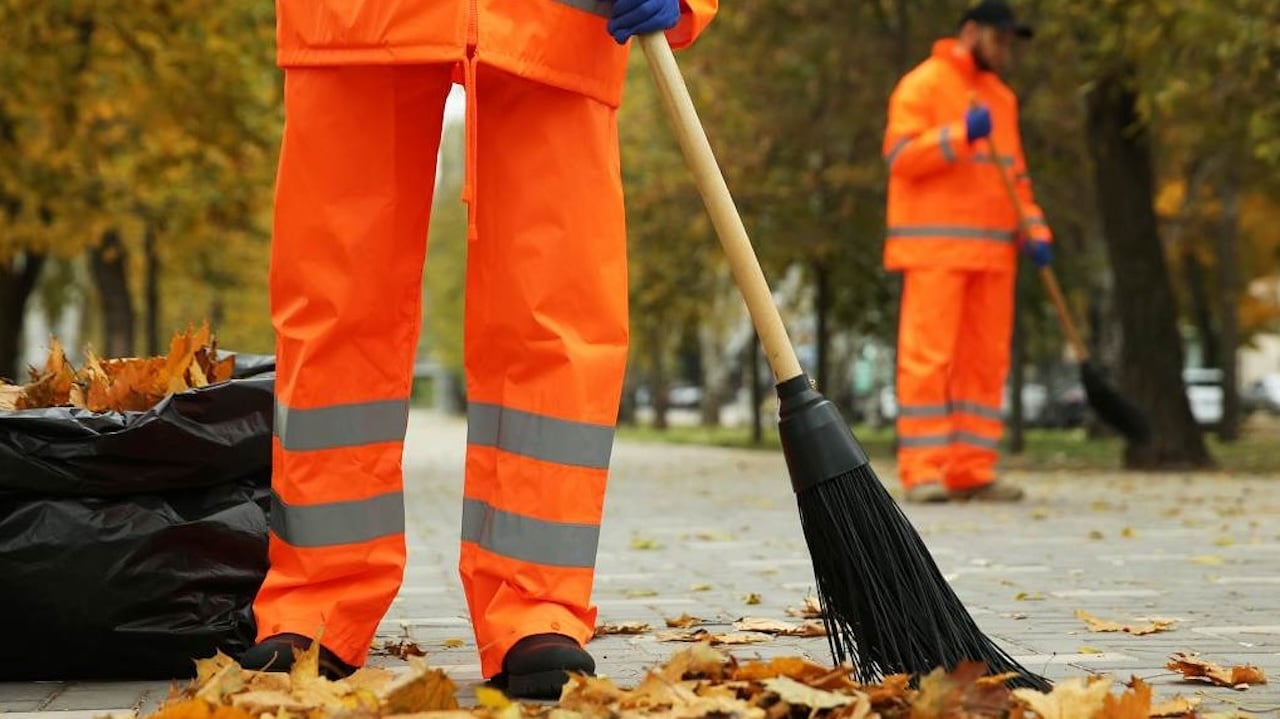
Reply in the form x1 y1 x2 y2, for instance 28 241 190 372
973 45 994 72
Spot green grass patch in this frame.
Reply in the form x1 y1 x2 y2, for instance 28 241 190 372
615 422 1280 474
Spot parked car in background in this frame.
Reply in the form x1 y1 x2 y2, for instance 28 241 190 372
1183 367 1224 426
1243 373 1280 416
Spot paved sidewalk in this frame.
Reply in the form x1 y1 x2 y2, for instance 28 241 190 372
3 409 1278 717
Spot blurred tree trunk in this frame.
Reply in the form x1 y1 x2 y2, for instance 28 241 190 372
90 229 136 359
1215 165 1242 441
812 260 830 394
144 223 161 355
697 322 729 427
0 253 47 381
1084 69 1212 470
1181 247 1217 367
1008 295 1026 454
648 327 670 431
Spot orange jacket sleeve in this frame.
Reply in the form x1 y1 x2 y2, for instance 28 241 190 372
883 75 975 180
667 0 718 49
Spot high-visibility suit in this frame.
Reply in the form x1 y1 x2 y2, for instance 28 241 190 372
882 38 1051 492
256 0 718 679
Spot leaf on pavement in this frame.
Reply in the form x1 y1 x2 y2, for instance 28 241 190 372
665 613 703 628
657 643 731 683
657 628 771 645
379 657 459 713
1100 677 1152 719
1149 694 1202 717
733 617 827 636
1013 675 1113 719
761 676 854 710
1076 609 1177 635
785 595 824 619
912 661 1011 719
1166 653 1267 688
594 621 651 637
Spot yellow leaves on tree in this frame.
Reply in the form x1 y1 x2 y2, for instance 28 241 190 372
0 324 234 413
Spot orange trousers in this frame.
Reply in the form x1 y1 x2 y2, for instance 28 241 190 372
895 268 1015 490
256 63 628 679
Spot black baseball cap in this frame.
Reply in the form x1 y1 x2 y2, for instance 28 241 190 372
960 0 1034 38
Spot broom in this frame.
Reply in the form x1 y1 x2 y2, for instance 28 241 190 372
983 133 1151 443
637 32 1051 691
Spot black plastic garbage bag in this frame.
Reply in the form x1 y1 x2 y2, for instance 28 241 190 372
0 356 277 680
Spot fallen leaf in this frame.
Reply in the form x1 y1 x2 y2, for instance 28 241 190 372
375 639 427 658
1076 609 1176 635
1189 555 1224 566
689 583 713 592
624 588 659 598
785 596 824 619
665 613 703 628
912 661 1011 719
1101 676 1152 719
761 676 853 709
630 537 662 550
1089 530 1106 540
1166 653 1267 689
1079 646 1105 654
441 638 466 648
733 617 826 637
1122 527 1137 538
1013 675 1113 719
732 656 853 689
657 628 772 645
594 621 650 637
744 593 762 605
1149 695 1202 717
657 643 731 682
1015 591 1047 601
380 658 459 713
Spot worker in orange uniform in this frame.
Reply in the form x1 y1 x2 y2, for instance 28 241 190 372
881 0 1050 504
237 0 718 699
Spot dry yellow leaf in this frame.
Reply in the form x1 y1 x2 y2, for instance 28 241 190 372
665 613 702 628
760 676 853 710
441 638 465 649
744 593 762 605
380 659 459 713
1166 652 1267 688
594 622 650 637
785 596 824 619
1076 609 1176 635
1100 676 1151 719
733 617 826 637
1013 675 1113 719
1149 695 1201 717
629 537 661 550
657 644 730 683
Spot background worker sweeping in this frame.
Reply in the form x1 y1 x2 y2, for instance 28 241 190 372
882 0 1049 504
239 0 717 700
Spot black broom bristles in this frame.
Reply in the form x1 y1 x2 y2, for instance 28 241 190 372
1080 359 1151 443
777 374 1051 692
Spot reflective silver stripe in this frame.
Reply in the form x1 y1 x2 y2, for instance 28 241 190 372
898 434 951 448
900 431 1000 449
551 0 611 17
461 498 599 568
271 490 405 548
952 401 1003 421
886 226 1016 243
885 137 913 167
939 126 956 163
275 399 409 451
973 152 1015 166
953 431 1000 449
898 403 950 418
468 402 615 469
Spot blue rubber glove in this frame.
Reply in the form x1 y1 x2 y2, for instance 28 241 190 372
1025 239 1052 268
608 0 681 44
965 105 992 144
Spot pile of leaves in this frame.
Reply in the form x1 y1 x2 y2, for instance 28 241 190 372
0 324 235 413
144 641 1253 719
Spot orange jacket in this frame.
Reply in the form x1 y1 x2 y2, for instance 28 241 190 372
275 0 718 108
882 38 1052 272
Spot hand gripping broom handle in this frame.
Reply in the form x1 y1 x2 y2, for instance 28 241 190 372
983 131 1092 363
638 32 805 383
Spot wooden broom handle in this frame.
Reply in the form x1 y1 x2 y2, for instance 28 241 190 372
638 32 805 382
983 130 1091 362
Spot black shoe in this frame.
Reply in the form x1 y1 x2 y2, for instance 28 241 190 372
488 633 595 700
238 632 358 680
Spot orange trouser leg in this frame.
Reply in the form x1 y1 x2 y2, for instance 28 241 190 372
949 271 1015 489
254 64 453 668
895 268 967 488
459 65 628 678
